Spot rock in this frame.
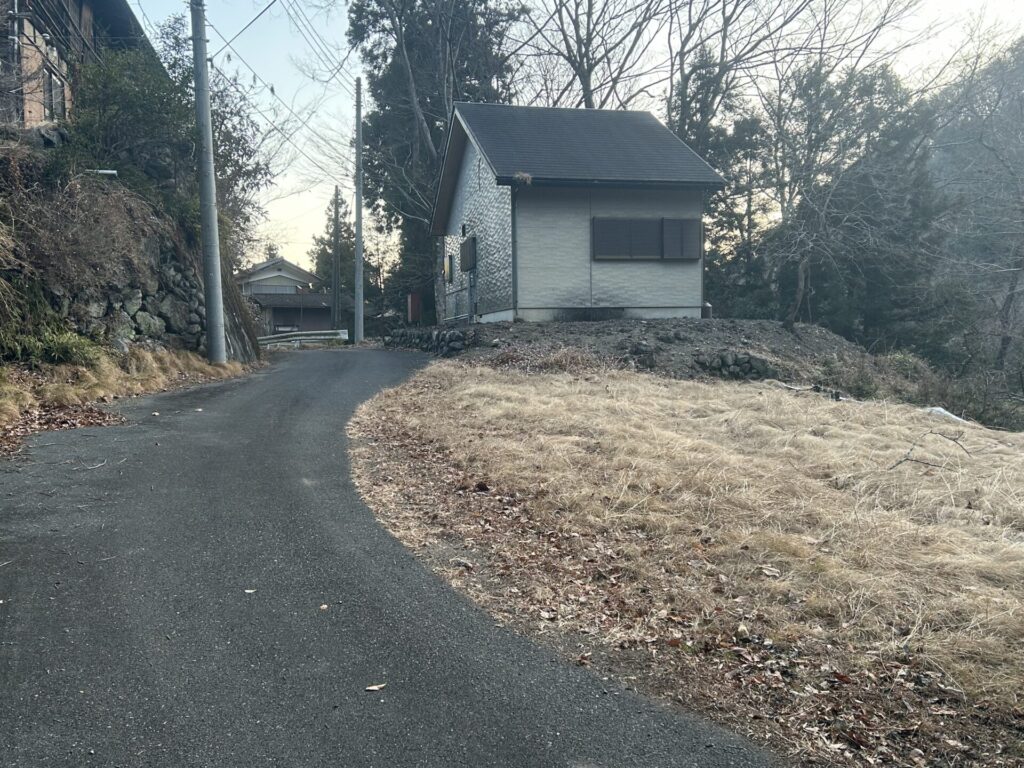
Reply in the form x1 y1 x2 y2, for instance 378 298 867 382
157 294 191 333
448 340 464 351
122 289 144 317
655 332 675 344
186 323 202 335
106 310 136 341
722 351 736 368
134 311 166 338
80 319 105 339
188 312 201 325
140 274 160 296
83 298 106 319
110 338 131 354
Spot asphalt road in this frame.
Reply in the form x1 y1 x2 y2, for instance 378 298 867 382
1 350 776 768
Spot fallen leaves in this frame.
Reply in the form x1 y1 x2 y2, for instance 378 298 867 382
347 380 1024 768
1 403 124 457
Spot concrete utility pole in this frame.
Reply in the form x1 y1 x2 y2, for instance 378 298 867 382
189 0 227 364
354 77 365 343
331 186 341 329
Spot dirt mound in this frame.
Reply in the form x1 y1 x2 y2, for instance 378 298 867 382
468 318 869 375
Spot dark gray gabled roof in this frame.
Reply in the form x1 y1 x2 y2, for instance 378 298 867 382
431 103 724 234
457 102 724 186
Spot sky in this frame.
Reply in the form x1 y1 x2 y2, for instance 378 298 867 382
137 0 1022 272
139 0 358 270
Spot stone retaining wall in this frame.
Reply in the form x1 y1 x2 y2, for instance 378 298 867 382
384 327 475 356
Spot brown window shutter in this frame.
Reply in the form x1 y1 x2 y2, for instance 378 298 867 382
629 219 662 259
682 218 703 261
662 219 702 260
460 236 477 271
593 218 630 259
662 219 684 259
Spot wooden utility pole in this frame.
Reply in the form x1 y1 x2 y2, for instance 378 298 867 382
331 186 341 329
189 0 227 363
354 77 364 343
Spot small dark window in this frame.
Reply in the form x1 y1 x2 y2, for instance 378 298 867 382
592 218 662 260
51 74 66 119
630 219 662 259
593 217 702 261
592 219 632 259
663 218 703 260
460 236 477 272
43 74 55 121
447 251 454 284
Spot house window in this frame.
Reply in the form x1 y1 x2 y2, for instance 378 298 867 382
592 218 702 261
447 250 454 284
50 73 66 119
460 236 477 272
43 73 55 121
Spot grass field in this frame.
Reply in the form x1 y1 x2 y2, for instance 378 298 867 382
350 359 1024 765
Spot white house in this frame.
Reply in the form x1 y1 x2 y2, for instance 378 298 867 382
430 103 725 323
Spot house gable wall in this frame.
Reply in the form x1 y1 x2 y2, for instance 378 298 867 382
514 187 704 317
440 138 512 321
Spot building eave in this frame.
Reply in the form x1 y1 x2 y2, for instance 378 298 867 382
496 177 726 190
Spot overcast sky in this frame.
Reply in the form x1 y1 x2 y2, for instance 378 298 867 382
137 0 1021 271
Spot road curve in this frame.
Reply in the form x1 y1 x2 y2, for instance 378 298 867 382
1 350 777 768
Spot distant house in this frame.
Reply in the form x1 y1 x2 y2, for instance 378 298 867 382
236 257 343 336
430 103 725 323
0 0 147 127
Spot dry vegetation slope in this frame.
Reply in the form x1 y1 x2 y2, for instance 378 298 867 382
1 348 244 454
350 359 1024 766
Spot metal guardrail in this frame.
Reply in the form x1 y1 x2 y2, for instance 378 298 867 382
258 329 350 348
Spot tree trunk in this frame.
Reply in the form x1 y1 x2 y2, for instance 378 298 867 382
784 257 809 331
994 247 1023 370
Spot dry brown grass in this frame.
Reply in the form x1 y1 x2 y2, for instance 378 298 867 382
1 347 244 430
350 359 1024 765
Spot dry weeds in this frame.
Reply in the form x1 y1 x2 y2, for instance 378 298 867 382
1 347 245 454
349 359 1024 766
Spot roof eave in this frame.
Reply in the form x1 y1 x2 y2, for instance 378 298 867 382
496 176 726 190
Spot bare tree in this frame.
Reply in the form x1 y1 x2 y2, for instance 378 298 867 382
516 0 671 108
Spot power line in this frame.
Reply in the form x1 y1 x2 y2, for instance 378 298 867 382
206 18 355 174
210 60 353 191
280 0 356 92
211 0 280 59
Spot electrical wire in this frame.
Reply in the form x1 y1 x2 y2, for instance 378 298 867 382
210 60 353 191
206 18 355 175
279 0 356 92
211 0 281 60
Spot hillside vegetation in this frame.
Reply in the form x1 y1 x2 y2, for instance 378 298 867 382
350 356 1024 766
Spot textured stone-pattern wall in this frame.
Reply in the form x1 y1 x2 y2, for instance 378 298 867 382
441 140 512 321
516 187 705 313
